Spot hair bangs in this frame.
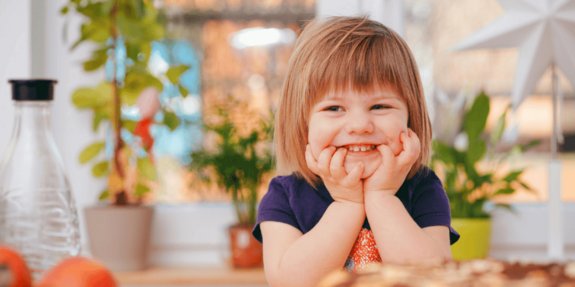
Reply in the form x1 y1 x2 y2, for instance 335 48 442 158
309 35 404 103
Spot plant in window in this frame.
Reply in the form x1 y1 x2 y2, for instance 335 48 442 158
431 90 539 260
61 0 190 205
431 91 538 218
189 101 274 226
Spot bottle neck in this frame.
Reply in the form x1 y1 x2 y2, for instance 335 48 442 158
13 101 53 135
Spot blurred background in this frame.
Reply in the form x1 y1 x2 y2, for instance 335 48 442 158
0 0 574 283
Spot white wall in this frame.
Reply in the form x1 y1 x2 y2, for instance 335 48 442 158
0 0 106 254
0 0 31 147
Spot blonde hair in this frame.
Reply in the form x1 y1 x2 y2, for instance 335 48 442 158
275 16 432 186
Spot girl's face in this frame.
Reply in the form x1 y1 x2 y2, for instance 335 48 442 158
308 87 409 179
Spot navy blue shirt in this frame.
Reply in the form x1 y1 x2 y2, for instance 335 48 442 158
253 167 459 244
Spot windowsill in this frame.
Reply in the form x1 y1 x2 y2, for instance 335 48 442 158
115 265 267 286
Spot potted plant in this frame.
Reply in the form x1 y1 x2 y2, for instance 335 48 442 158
431 91 538 260
61 0 189 271
189 101 273 268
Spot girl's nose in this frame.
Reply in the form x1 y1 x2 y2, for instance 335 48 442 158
344 112 374 134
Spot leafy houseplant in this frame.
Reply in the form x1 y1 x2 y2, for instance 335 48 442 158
61 0 190 271
190 104 273 226
431 91 538 260
61 0 189 205
189 102 273 268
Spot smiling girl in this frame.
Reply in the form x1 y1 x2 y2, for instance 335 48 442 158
252 16 459 287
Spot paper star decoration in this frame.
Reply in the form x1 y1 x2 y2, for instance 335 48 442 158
454 0 575 109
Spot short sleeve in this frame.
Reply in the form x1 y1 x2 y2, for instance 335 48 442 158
411 171 460 244
252 177 299 243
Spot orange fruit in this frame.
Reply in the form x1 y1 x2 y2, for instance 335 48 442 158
37 257 117 287
0 245 32 287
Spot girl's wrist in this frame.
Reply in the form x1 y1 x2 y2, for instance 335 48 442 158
364 188 398 198
333 198 364 205
332 199 365 210
364 192 401 212
363 189 397 205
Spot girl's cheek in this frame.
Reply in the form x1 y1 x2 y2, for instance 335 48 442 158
307 138 322 159
311 145 320 159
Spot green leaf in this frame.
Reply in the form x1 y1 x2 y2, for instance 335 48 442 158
71 88 97 108
83 47 108 71
60 5 69 15
137 157 157 181
91 160 109 178
163 111 180 131
466 138 486 164
126 43 150 63
519 181 537 194
134 183 151 197
123 119 138 133
463 91 490 139
431 140 457 164
81 20 110 44
100 0 115 15
70 32 88 50
92 107 110 131
178 84 189 97
71 82 112 109
166 65 190 84
79 141 106 164
490 105 508 145
117 14 164 44
503 169 523 183
520 139 541 152
122 70 162 105
77 2 107 18
495 187 515 196
98 189 110 201
131 0 146 17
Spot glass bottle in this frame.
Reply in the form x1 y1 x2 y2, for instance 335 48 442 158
0 79 80 277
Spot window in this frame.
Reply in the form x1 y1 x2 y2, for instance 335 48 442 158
404 0 575 202
151 0 315 202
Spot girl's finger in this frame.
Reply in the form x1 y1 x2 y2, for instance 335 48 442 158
305 145 320 174
316 146 336 175
341 162 363 186
330 148 348 179
377 144 395 167
398 129 421 166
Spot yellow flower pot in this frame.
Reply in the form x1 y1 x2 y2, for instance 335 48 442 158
451 218 492 260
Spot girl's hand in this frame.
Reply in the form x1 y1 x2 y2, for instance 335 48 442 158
364 129 421 196
305 145 364 204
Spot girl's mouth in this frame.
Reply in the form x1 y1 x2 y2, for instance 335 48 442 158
344 144 377 152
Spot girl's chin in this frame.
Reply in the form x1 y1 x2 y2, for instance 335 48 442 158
344 158 380 179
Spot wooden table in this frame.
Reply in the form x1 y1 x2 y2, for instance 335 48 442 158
115 266 267 286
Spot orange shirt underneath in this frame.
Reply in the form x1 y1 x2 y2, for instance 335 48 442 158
344 228 382 271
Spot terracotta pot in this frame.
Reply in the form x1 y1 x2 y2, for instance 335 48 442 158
228 224 263 268
84 205 154 271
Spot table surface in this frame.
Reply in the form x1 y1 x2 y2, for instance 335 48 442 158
115 266 267 286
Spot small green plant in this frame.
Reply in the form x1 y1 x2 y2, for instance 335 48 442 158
431 91 539 218
61 0 190 205
189 103 273 225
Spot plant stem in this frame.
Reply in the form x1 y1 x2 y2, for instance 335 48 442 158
231 187 244 225
110 0 127 205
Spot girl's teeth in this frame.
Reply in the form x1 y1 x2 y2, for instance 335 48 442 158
348 145 375 152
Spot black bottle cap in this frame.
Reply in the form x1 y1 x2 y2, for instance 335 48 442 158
8 79 57 101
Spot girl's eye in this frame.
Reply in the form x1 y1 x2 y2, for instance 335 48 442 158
371 104 390 110
324 106 343 112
